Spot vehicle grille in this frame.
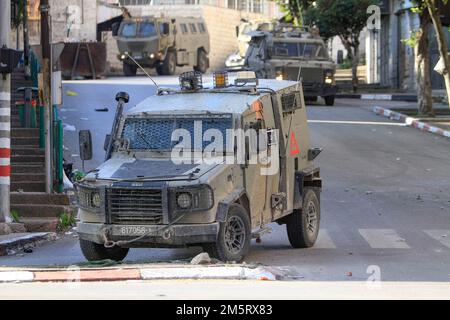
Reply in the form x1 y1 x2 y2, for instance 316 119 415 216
285 67 324 82
107 188 164 225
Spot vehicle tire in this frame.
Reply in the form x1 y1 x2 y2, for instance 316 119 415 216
194 49 208 74
79 239 129 262
324 95 335 106
123 62 137 77
159 50 177 75
286 188 320 248
203 204 251 263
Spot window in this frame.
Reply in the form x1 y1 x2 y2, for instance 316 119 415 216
120 22 137 38
122 117 233 151
273 42 299 57
198 23 206 33
139 22 157 37
180 23 188 34
189 23 197 34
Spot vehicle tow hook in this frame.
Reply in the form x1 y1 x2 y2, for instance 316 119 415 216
102 230 116 248
162 229 173 240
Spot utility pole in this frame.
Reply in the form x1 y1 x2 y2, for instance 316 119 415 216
0 0 11 223
40 0 52 194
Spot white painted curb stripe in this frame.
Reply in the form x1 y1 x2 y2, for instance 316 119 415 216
0 109 9 116
0 177 10 185
373 106 450 139
362 94 392 101
0 92 11 101
140 267 276 280
0 272 34 283
0 138 10 148
0 122 10 131
0 158 10 166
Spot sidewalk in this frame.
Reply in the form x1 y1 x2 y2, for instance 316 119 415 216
337 90 448 104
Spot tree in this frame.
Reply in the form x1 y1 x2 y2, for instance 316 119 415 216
425 0 450 110
409 1 434 116
275 0 314 26
303 0 379 92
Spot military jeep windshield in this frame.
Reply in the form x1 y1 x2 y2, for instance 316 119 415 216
272 42 328 59
121 115 233 151
120 21 157 38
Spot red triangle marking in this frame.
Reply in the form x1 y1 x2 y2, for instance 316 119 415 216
290 132 300 156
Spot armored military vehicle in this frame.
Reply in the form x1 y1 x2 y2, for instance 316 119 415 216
225 19 275 71
245 24 337 106
75 71 322 263
113 16 210 76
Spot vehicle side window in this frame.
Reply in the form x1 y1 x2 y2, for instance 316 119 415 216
189 23 197 34
198 23 206 33
180 23 188 34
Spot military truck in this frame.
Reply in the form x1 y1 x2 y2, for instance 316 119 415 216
113 16 210 76
75 71 322 262
245 24 338 106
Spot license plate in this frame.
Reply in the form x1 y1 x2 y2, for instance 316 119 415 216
119 226 153 236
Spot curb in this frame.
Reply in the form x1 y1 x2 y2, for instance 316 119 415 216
373 106 450 139
337 93 418 102
0 232 57 257
0 266 279 283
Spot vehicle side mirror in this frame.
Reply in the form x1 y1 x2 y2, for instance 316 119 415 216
162 23 170 36
112 22 120 37
103 134 111 151
79 130 93 161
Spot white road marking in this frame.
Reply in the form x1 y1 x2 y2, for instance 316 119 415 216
424 230 450 248
359 229 410 249
311 229 336 249
308 120 406 126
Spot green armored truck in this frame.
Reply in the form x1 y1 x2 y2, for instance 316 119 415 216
113 16 210 76
75 71 322 262
245 24 338 106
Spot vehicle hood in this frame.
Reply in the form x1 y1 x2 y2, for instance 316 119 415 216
88 157 220 181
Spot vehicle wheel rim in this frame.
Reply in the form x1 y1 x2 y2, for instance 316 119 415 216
306 201 318 235
224 216 246 255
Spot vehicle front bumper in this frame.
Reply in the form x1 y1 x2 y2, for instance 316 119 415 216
303 82 338 97
77 222 219 248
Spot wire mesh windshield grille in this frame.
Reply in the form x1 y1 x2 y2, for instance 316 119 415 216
121 117 233 150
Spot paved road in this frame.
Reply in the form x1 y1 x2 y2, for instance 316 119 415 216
1 77 450 282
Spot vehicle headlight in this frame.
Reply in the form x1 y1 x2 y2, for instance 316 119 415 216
275 68 284 81
324 70 335 84
76 185 102 211
177 192 192 209
172 185 214 212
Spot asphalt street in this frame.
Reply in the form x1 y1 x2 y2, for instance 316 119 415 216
1 76 450 282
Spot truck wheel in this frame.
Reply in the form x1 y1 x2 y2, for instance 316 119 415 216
324 95 335 106
194 49 208 74
160 50 176 75
286 188 320 248
203 204 251 262
123 62 137 77
79 239 129 262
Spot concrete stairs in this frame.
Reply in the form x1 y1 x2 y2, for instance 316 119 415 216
10 68 71 232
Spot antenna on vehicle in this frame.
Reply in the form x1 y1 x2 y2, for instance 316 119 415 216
124 52 160 90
